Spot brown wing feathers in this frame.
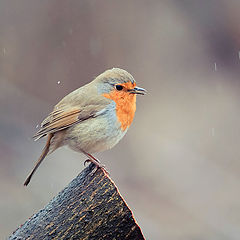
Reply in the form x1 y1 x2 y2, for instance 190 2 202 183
33 105 105 140
33 90 112 141
33 108 82 140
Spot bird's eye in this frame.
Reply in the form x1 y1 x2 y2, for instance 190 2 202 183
115 85 123 91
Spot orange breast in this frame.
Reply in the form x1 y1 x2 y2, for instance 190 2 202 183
103 83 136 130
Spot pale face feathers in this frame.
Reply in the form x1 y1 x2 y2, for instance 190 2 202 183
94 68 136 95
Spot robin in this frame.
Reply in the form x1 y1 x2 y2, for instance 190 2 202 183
24 68 146 186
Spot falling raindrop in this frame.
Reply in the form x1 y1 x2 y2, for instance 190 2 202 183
57 81 61 85
238 51 240 60
3 48 6 56
36 124 39 129
211 128 215 137
214 62 217 71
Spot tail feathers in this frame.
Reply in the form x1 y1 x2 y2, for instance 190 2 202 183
24 133 53 186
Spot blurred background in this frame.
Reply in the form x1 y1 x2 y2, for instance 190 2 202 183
1 0 240 239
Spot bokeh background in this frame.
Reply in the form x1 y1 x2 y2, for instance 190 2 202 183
1 0 240 239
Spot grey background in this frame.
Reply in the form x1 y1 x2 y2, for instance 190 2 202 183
1 1 240 239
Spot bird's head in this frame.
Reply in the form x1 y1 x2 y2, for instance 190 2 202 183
95 67 146 97
94 68 146 130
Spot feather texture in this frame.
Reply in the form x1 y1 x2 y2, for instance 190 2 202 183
33 83 112 140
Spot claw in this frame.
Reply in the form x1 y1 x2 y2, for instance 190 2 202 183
84 159 91 167
90 164 109 176
81 151 109 176
89 163 109 176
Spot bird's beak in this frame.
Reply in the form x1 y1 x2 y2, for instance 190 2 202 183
128 86 147 95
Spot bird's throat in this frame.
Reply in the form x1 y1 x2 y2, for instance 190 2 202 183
103 91 136 130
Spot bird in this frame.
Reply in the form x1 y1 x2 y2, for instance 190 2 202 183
24 68 146 186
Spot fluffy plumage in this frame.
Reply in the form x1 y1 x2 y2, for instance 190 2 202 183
24 68 146 186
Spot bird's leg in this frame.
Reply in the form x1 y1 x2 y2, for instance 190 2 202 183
82 151 109 175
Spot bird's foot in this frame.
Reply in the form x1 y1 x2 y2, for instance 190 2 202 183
84 158 109 175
